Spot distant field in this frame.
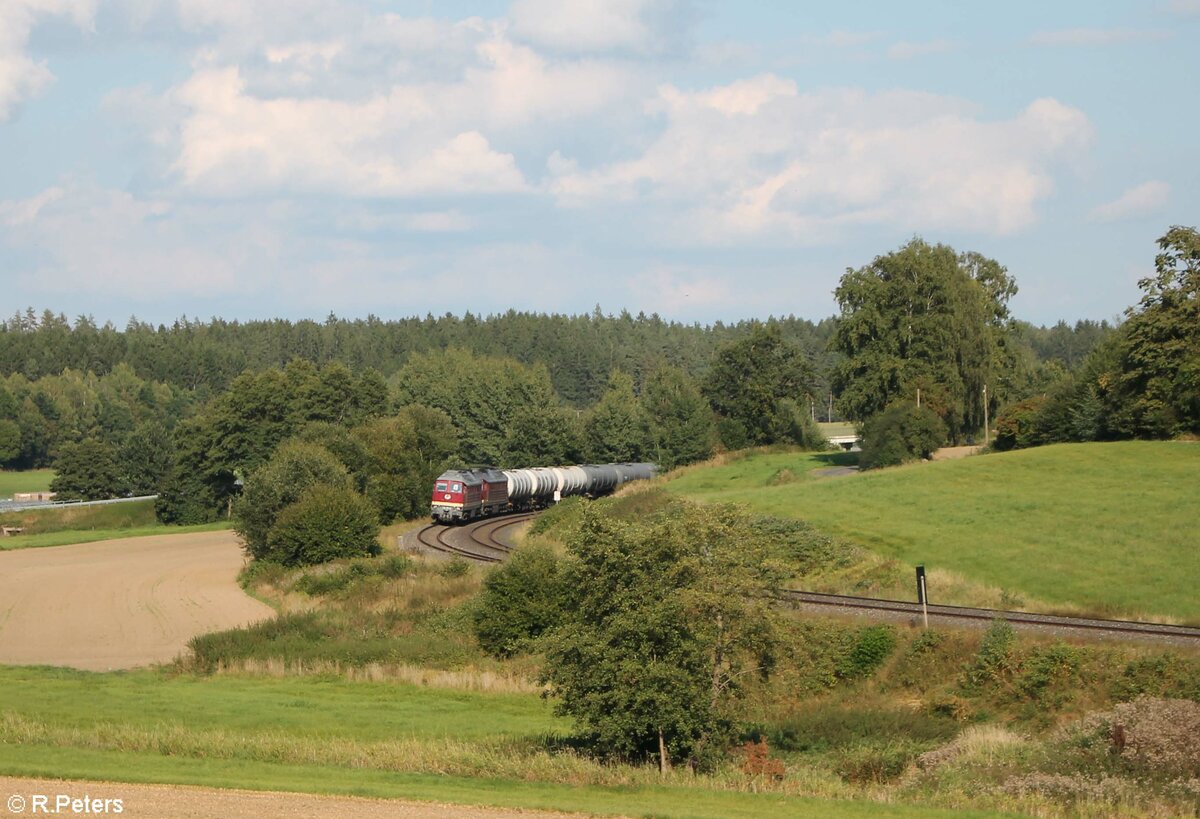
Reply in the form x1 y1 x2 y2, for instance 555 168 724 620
0 668 986 819
666 442 1200 622
0 469 54 498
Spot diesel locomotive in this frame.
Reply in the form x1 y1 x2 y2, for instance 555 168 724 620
430 463 656 524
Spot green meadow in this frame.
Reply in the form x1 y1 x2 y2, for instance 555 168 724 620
0 468 54 498
0 667 1001 819
666 442 1200 622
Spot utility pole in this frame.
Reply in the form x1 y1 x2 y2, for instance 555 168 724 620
983 384 989 446
827 392 833 423
916 387 921 409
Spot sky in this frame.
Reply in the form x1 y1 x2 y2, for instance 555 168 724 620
0 0 1196 328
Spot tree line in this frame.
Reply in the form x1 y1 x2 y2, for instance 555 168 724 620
0 308 839 408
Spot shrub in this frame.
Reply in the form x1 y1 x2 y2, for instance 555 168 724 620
835 741 924 784
235 441 352 560
859 403 947 469
993 396 1048 451
1015 644 1082 705
1111 654 1200 702
438 557 471 578
965 619 1018 689
474 543 566 657
838 625 898 680
264 485 381 566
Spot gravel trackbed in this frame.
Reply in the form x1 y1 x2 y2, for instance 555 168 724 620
0 531 273 670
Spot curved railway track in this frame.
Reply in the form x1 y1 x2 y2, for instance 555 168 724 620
414 512 537 564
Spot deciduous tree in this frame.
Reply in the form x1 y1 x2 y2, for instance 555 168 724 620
831 239 1017 442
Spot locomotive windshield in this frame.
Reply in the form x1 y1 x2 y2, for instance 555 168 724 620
436 482 447 491
452 483 461 491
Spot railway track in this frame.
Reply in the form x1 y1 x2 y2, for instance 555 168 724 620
414 512 537 564
781 590 1200 646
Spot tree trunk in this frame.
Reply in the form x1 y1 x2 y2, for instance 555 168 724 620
658 727 670 775
710 611 724 711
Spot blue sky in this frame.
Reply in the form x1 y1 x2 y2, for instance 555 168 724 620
1 0 1196 327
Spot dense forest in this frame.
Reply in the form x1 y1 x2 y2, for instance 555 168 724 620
0 306 1112 476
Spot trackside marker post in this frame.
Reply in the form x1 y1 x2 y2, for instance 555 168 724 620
916 565 929 628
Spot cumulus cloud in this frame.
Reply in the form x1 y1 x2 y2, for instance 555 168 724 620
1029 28 1172 47
548 75 1092 241
1089 180 1170 222
171 66 526 196
164 17 641 197
508 0 693 54
0 0 97 121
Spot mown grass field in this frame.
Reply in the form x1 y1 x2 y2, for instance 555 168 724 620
0 667 999 819
665 442 1200 622
0 499 233 550
0 468 54 498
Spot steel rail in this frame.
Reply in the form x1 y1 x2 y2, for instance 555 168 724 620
780 589 1200 643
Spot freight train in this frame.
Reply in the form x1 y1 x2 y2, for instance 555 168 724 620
430 463 656 524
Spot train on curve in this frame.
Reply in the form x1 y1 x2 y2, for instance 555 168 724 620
430 463 656 524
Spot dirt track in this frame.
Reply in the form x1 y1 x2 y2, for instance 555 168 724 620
0 776 582 819
0 531 273 670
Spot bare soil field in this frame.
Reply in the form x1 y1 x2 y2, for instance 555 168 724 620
0 531 273 670
0 776 580 819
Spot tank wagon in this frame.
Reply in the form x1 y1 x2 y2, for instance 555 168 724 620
430 463 656 524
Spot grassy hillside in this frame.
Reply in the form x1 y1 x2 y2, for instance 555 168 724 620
665 442 1200 622
0 469 54 498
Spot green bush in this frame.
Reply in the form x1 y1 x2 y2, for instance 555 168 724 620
1015 644 1082 705
1111 655 1200 702
292 554 415 596
474 543 566 657
264 485 381 566
965 619 1018 690
859 403 947 469
235 441 352 560
837 625 898 680
993 396 1048 451
834 741 925 784
438 557 471 578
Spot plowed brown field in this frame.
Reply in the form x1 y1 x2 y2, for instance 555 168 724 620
0 531 272 670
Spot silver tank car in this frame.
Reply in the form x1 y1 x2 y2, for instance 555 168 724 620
499 462 656 511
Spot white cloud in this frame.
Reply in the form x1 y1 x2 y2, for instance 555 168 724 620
887 39 957 60
170 67 527 196
1029 28 1172 47
0 187 62 226
508 0 691 54
1170 0 1200 15
0 182 258 296
1089 181 1170 223
0 0 97 121
548 76 1092 241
